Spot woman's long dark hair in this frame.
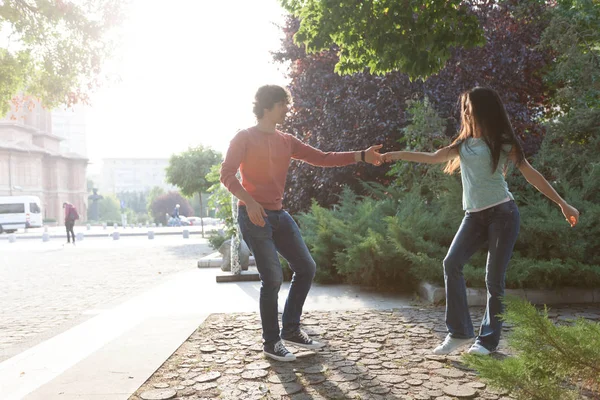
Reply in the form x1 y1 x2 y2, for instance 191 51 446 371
444 87 525 174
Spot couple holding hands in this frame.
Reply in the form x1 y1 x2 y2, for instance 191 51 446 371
220 85 580 362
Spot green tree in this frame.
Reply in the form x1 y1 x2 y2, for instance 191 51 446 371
166 146 222 237
0 0 126 117
206 163 235 236
279 0 485 79
97 194 121 223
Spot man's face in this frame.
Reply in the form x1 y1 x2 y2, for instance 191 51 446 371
265 100 290 125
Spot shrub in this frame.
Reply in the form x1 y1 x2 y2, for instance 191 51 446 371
464 297 600 400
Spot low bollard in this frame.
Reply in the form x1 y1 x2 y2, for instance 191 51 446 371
42 232 50 242
112 231 120 240
148 230 154 240
183 229 190 239
113 223 118 229
86 224 91 231
8 234 16 243
152 223 156 228
44 226 49 233
158 223 163 227
102 223 107 230
76 232 84 241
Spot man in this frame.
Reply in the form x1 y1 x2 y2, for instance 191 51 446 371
63 202 79 245
172 204 181 226
220 85 383 361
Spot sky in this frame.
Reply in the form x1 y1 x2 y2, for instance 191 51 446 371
85 0 289 173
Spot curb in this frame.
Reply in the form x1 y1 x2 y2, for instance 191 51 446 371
419 281 600 305
197 253 257 269
0 231 207 240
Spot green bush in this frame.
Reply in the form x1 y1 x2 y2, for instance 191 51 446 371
464 297 600 400
298 181 463 290
208 233 227 251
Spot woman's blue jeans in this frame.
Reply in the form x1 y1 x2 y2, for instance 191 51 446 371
444 200 520 351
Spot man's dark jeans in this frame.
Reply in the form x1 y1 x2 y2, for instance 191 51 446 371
238 206 316 347
65 220 75 243
443 200 520 351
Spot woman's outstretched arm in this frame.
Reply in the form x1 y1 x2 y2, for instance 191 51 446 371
381 145 459 165
512 151 580 227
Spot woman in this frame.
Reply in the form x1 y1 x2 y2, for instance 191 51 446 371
382 87 580 355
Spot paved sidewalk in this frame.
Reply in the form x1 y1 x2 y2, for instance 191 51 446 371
0 237 212 361
4 242 599 400
0 253 415 400
131 305 600 400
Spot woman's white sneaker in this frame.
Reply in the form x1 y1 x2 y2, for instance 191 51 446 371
433 335 473 355
467 343 492 355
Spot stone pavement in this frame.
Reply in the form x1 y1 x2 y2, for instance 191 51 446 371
131 305 600 400
0 237 212 361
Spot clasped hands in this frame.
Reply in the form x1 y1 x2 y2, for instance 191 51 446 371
362 145 395 166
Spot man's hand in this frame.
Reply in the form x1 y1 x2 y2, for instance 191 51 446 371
365 144 383 166
246 200 268 227
381 152 396 163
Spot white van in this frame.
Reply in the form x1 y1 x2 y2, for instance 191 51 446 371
0 196 43 233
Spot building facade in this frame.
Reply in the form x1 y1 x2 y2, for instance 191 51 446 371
0 99 88 223
52 105 87 157
101 158 175 194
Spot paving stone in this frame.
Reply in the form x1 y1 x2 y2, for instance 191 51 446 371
443 384 478 398
433 368 466 378
245 361 271 370
303 364 328 374
339 365 369 374
269 382 304 395
152 383 169 389
139 389 177 400
368 385 391 394
377 374 406 384
192 382 218 391
268 373 297 383
194 371 221 382
242 369 269 379
303 374 326 385
359 358 383 365
224 367 244 375
328 372 359 382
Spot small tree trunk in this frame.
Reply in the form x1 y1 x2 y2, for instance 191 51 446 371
199 192 205 238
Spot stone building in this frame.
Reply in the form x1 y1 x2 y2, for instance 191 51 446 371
0 99 88 223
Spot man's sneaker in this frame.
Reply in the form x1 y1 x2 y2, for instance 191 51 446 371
263 340 296 362
433 335 473 355
467 342 492 356
281 329 325 350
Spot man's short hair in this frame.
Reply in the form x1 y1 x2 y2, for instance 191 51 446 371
253 85 292 119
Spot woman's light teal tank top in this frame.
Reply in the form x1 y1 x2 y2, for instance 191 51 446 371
459 138 514 211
